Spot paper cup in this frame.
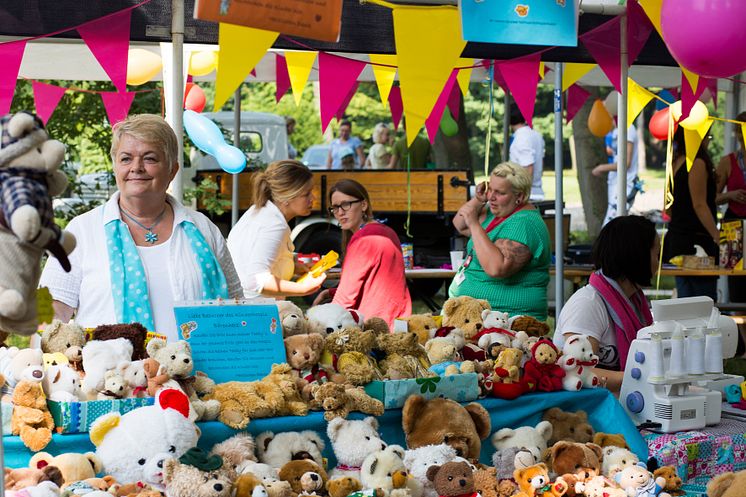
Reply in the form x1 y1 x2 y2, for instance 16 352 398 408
450 250 464 270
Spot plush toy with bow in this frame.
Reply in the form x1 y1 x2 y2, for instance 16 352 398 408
558 335 599 391
523 339 565 393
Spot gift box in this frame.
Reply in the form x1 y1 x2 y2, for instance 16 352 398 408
48 397 154 434
363 373 479 409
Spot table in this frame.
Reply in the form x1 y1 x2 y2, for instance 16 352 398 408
2 388 646 469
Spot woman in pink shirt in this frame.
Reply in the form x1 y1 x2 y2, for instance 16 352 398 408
314 179 412 327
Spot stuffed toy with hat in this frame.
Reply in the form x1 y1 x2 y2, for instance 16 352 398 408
0 111 75 336
523 339 565 392
163 447 233 497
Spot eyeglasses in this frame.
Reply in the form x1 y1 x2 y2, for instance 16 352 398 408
328 199 362 215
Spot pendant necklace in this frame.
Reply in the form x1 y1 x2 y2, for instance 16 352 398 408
120 204 167 244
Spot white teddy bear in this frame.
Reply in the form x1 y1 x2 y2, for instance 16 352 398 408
614 463 670 497
403 444 459 497
491 420 553 464
601 446 639 478
117 360 147 398
328 416 387 480
361 445 423 497
558 334 600 391
81 338 133 397
256 430 325 469
306 303 364 335
98 369 129 400
477 310 529 352
42 363 84 402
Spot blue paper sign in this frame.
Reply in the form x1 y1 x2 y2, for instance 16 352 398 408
459 0 579 47
173 299 285 384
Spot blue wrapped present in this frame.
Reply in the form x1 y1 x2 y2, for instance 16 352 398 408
364 373 479 409
48 397 154 434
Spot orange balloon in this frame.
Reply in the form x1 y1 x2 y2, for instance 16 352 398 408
184 83 206 113
588 99 614 137
649 107 678 141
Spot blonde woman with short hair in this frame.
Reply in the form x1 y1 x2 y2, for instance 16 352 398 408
448 161 551 320
365 123 391 169
228 160 326 297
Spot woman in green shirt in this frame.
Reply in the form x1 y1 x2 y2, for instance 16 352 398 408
448 162 551 320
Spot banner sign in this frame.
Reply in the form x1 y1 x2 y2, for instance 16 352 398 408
459 0 579 47
194 0 343 42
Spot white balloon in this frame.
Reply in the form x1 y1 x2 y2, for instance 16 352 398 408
604 91 619 117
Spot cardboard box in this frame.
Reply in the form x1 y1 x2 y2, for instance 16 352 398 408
363 373 479 409
48 397 154 434
720 220 745 270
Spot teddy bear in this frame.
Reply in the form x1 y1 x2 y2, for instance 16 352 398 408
89 389 199 483
11 378 54 451
361 445 422 497
91 323 148 361
117 360 147 398
29 452 103 488
425 337 474 376
558 335 599 391
707 470 746 497
523 339 565 392
441 297 490 342
309 382 384 421
328 417 387 479
277 301 309 337
97 369 129 400
285 333 345 400
601 446 639 478
475 311 528 353
235 472 270 497
326 477 362 497
163 448 232 497
403 444 458 497
652 467 683 497
491 420 553 465
492 347 523 384
279 459 329 497
207 364 309 429
542 408 595 445
81 338 133 396
509 316 550 338
265 480 295 497
546 441 603 497
4 465 63 491
0 346 45 399
593 433 629 450
256 430 326 469
210 432 257 477
613 464 670 497
581 476 626 497
142 357 171 397
400 314 440 345
7 480 61 497
63 476 119 496
472 466 511 497
324 327 380 385
307 304 363 335
402 396 491 461
147 338 221 420
40 319 86 372
376 332 433 380
426 461 475 497
42 364 84 402
513 464 567 497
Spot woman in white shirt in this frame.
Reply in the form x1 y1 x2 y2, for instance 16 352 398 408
365 123 391 170
228 160 326 298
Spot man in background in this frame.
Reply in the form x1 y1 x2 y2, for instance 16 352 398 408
593 123 640 225
389 119 433 169
509 104 545 202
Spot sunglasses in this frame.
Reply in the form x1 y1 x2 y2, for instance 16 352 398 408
328 199 362 215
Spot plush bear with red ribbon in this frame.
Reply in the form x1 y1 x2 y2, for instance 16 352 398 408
523 339 565 393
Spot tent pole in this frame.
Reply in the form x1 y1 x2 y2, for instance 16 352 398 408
170 0 185 202
554 63 564 317
616 11 628 217
502 91 510 162
232 87 241 228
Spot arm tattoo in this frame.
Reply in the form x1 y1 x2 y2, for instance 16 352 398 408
495 239 532 276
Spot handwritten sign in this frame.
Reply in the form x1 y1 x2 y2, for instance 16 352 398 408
173 299 284 384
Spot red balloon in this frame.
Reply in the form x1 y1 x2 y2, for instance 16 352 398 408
649 107 678 141
184 83 206 113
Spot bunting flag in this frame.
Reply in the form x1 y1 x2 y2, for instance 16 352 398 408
275 54 291 103
456 58 474 96
425 70 458 143
100 91 136 125
638 0 663 38
498 53 541 127
565 84 591 123
318 53 366 131
684 118 713 171
491 61 508 92
335 82 360 120
214 23 278 110
627 78 655 122
389 85 404 130
32 82 67 124
562 63 596 91
680 66 699 100
705 78 718 111
680 71 705 121
447 82 461 121
285 51 318 106
369 54 398 106
78 9 132 92
742 123 746 155
580 17 623 92
0 40 26 114
539 62 546 80
627 0 654 65
393 6 466 146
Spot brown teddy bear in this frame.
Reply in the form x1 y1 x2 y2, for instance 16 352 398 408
41 319 86 372
592 432 629 450
11 379 54 452
653 467 684 497
163 448 232 497
277 301 309 337
363 317 390 336
326 476 362 497
492 348 523 384
29 452 103 487
402 395 491 461
513 464 567 497
324 327 380 385
285 333 345 400
4 464 63 491
310 382 384 421
91 323 148 360
278 459 329 497
376 332 433 380
427 461 476 497
707 470 746 497
523 340 565 392
543 408 595 445
210 432 257 478
509 316 550 337
546 441 602 497
235 473 267 497
473 466 516 497
401 314 440 345
142 357 171 397
442 297 490 342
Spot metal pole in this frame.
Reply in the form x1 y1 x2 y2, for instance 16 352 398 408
170 0 185 202
502 92 510 162
232 88 241 228
554 63 565 316
616 11 628 217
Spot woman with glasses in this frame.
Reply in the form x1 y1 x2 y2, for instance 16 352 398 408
313 179 411 327
228 160 326 298
448 162 551 320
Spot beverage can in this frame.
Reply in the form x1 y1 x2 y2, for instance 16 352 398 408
401 243 414 269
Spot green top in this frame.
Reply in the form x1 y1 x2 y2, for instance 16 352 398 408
448 208 551 320
392 135 432 168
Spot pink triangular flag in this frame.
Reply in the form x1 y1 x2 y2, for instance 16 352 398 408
0 40 26 114
276 54 291 103
335 82 360 120
565 84 591 123
100 91 136 125
32 82 67 124
389 85 403 131
705 78 718 111
492 62 508 92
425 70 458 143
318 52 366 132
78 9 131 92
498 53 541 127
581 16 623 92
680 73 707 121
627 0 654 65
668 87 680 100
447 83 461 122
250 68 257 78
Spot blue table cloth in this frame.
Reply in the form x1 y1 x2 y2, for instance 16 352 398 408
2 388 646 468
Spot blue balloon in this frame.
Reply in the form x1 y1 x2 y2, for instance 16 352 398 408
183 109 246 174
655 89 676 111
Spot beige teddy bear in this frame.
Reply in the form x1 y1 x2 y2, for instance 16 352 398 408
492 348 523 384
310 382 384 421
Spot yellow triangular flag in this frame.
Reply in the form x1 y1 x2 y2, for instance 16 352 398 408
638 0 663 38
213 23 278 111
627 78 655 122
539 62 546 79
457 58 474 96
285 51 318 106
393 6 466 146
369 54 398 106
741 123 746 154
681 66 699 97
684 119 713 171
562 63 596 91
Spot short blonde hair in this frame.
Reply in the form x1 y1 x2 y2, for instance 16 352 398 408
372 123 389 145
253 160 313 208
491 161 532 199
110 114 178 171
